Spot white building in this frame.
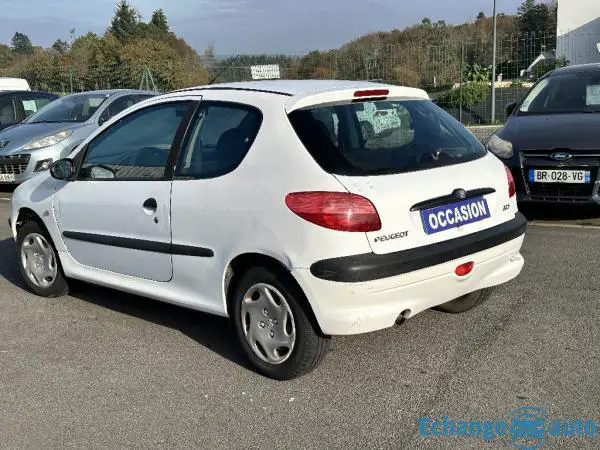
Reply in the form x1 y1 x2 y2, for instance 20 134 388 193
556 0 600 65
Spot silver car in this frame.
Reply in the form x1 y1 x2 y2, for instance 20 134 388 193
0 89 158 184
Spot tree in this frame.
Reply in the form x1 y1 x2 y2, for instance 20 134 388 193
150 9 169 33
476 11 486 20
10 32 33 54
517 0 551 34
422 17 432 26
51 39 69 54
110 0 138 42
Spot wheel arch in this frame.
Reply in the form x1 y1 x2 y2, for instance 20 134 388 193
15 207 46 233
223 252 325 336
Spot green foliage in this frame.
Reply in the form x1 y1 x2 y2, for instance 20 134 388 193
150 9 169 33
518 0 551 33
437 82 489 108
11 32 33 54
1 5 208 93
555 56 569 68
110 0 139 42
476 12 486 20
51 39 69 54
464 64 489 83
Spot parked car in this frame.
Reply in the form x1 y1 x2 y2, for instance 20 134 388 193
0 77 31 92
0 89 158 185
356 100 404 137
0 90 58 131
8 80 526 380
487 63 600 203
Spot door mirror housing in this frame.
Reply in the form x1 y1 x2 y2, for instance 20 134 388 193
50 159 75 180
506 101 517 116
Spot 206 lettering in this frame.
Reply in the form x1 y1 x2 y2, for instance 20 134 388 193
374 231 408 243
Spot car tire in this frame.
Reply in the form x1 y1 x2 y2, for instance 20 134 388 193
16 220 69 297
433 288 494 314
230 266 331 380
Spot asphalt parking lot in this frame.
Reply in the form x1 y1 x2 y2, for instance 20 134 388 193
1 189 599 449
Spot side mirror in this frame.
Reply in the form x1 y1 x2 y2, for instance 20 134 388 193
98 116 106 126
50 159 75 180
506 101 517 116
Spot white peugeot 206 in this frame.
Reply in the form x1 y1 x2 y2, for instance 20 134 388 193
8 80 526 380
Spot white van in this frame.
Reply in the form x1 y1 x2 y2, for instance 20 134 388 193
0 77 31 92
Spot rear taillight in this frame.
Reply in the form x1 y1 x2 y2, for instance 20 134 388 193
285 191 382 232
505 166 516 197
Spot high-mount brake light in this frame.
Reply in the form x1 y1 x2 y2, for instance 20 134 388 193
353 89 389 98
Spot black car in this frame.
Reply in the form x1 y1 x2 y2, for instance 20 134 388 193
0 90 59 131
487 63 600 204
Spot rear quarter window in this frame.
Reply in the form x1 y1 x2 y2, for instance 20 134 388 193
288 99 487 176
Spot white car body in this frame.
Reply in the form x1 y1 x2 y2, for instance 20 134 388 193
8 79 525 340
0 77 31 92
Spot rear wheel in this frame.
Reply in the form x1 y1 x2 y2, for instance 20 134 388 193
230 266 331 380
433 288 494 314
16 221 69 297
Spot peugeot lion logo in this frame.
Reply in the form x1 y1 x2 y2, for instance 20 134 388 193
454 188 467 199
550 151 572 161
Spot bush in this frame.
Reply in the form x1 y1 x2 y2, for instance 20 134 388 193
436 82 488 108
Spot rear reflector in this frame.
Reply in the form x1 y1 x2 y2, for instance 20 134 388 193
354 89 389 98
455 262 474 277
285 191 381 232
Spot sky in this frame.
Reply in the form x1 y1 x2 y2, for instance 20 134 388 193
0 0 524 55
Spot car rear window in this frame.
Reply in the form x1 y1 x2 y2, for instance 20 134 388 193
287 99 487 176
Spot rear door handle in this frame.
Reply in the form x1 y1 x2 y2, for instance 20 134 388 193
143 197 158 212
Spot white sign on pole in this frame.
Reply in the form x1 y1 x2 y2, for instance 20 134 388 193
251 65 281 80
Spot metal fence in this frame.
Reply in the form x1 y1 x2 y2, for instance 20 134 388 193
19 31 600 125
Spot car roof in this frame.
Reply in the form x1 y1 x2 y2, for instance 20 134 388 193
62 89 158 98
552 63 600 76
0 90 58 97
172 79 417 96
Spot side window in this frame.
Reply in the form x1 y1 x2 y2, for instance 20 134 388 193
101 95 141 123
0 97 16 126
175 102 262 179
18 95 54 119
79 101 192 181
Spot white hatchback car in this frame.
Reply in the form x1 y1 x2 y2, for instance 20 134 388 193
8 80 526 380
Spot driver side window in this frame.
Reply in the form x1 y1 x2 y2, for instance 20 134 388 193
79 101 192 180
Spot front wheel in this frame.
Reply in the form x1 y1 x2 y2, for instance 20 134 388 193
231 266 331 380
16 220 69 297
433 288 494 314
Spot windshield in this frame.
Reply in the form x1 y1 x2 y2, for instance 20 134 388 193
25 93 110 123
287 99 486 176
518 72 600 114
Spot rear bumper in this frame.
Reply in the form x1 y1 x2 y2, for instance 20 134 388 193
310 212 527 283
294 234 525 336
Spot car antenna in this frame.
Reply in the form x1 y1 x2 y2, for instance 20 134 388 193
208 54 240 85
